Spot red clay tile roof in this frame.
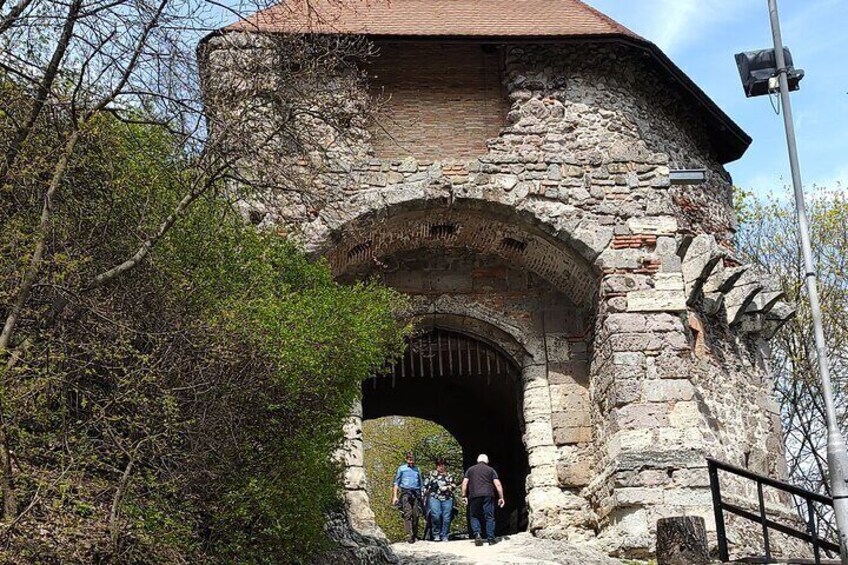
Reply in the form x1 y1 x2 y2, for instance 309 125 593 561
228 0 642 39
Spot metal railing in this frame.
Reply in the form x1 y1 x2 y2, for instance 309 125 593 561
708 458 839 564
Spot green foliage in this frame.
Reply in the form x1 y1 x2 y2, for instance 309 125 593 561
732 185 754 227
155 194 406 562
739 187 848 505
1 93 408 563
362 417 464 542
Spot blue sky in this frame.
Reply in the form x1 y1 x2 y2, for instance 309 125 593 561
585 0 848 196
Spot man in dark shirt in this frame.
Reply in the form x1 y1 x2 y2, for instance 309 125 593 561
461 453 504 546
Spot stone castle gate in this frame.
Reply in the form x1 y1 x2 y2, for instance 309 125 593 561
199 0 795 556
362 326 530 535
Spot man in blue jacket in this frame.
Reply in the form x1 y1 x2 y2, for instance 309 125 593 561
391 451 423 543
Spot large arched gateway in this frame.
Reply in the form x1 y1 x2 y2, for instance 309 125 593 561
200 0 797 557
364 326 529 535
324 202 600 542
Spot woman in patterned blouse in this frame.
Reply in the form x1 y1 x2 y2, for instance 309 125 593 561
426 457 456 542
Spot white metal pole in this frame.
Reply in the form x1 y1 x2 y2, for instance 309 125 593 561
766 0 848 561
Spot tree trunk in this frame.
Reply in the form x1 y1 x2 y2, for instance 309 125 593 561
656 516 710 565
109 456 135 555
0 130 80 355
0 409 15 521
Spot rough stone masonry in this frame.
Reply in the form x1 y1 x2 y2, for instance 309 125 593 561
199 17 797 559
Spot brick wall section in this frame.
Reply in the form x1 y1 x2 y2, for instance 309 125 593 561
367 42 507 160
611 234 658 249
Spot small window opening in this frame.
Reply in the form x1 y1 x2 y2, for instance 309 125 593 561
348 241 373 261
428 223 457 239
501 237 528 253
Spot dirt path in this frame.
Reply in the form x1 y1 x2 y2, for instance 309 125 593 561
391 533 630 565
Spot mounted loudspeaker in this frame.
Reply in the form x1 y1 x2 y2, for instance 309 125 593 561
734 47 804 98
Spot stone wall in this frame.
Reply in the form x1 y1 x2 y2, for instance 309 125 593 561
201 33 795 558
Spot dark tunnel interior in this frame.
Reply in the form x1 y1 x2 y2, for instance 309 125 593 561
362 328 529 535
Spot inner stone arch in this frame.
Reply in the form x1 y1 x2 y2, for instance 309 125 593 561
363 326 529 535
334 204 599 540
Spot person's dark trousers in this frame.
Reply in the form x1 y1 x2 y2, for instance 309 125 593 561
468 496 495 539
400 490 420 540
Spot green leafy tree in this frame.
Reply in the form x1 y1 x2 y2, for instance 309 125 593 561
362 417 464 542
0 95 407 562
0 1 398 562
739 187 848 535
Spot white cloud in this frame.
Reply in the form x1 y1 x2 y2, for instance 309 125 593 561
649 0 700 54
808 164 848 191
649 0 761 55
587 0 760 56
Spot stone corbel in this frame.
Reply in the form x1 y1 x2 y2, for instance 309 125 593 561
760 301 796 340
702 292 725 316
732 271 793 337
700 262 744 316
680 234 726 306
714 264 748 293
739 312 765 334
735 272 786 334
722 269 764 326
745 274 785 315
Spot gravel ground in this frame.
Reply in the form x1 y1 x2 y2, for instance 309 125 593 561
391 533 629 565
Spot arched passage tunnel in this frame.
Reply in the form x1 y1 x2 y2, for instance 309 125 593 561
362 328 529 535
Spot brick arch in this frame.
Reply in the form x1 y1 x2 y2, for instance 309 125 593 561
410 312 532 367
304 197 601 307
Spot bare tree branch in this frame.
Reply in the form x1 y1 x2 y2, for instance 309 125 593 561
0 0 82 189
0 0 35 36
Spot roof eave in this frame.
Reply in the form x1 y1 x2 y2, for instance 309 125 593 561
615 36 751 164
